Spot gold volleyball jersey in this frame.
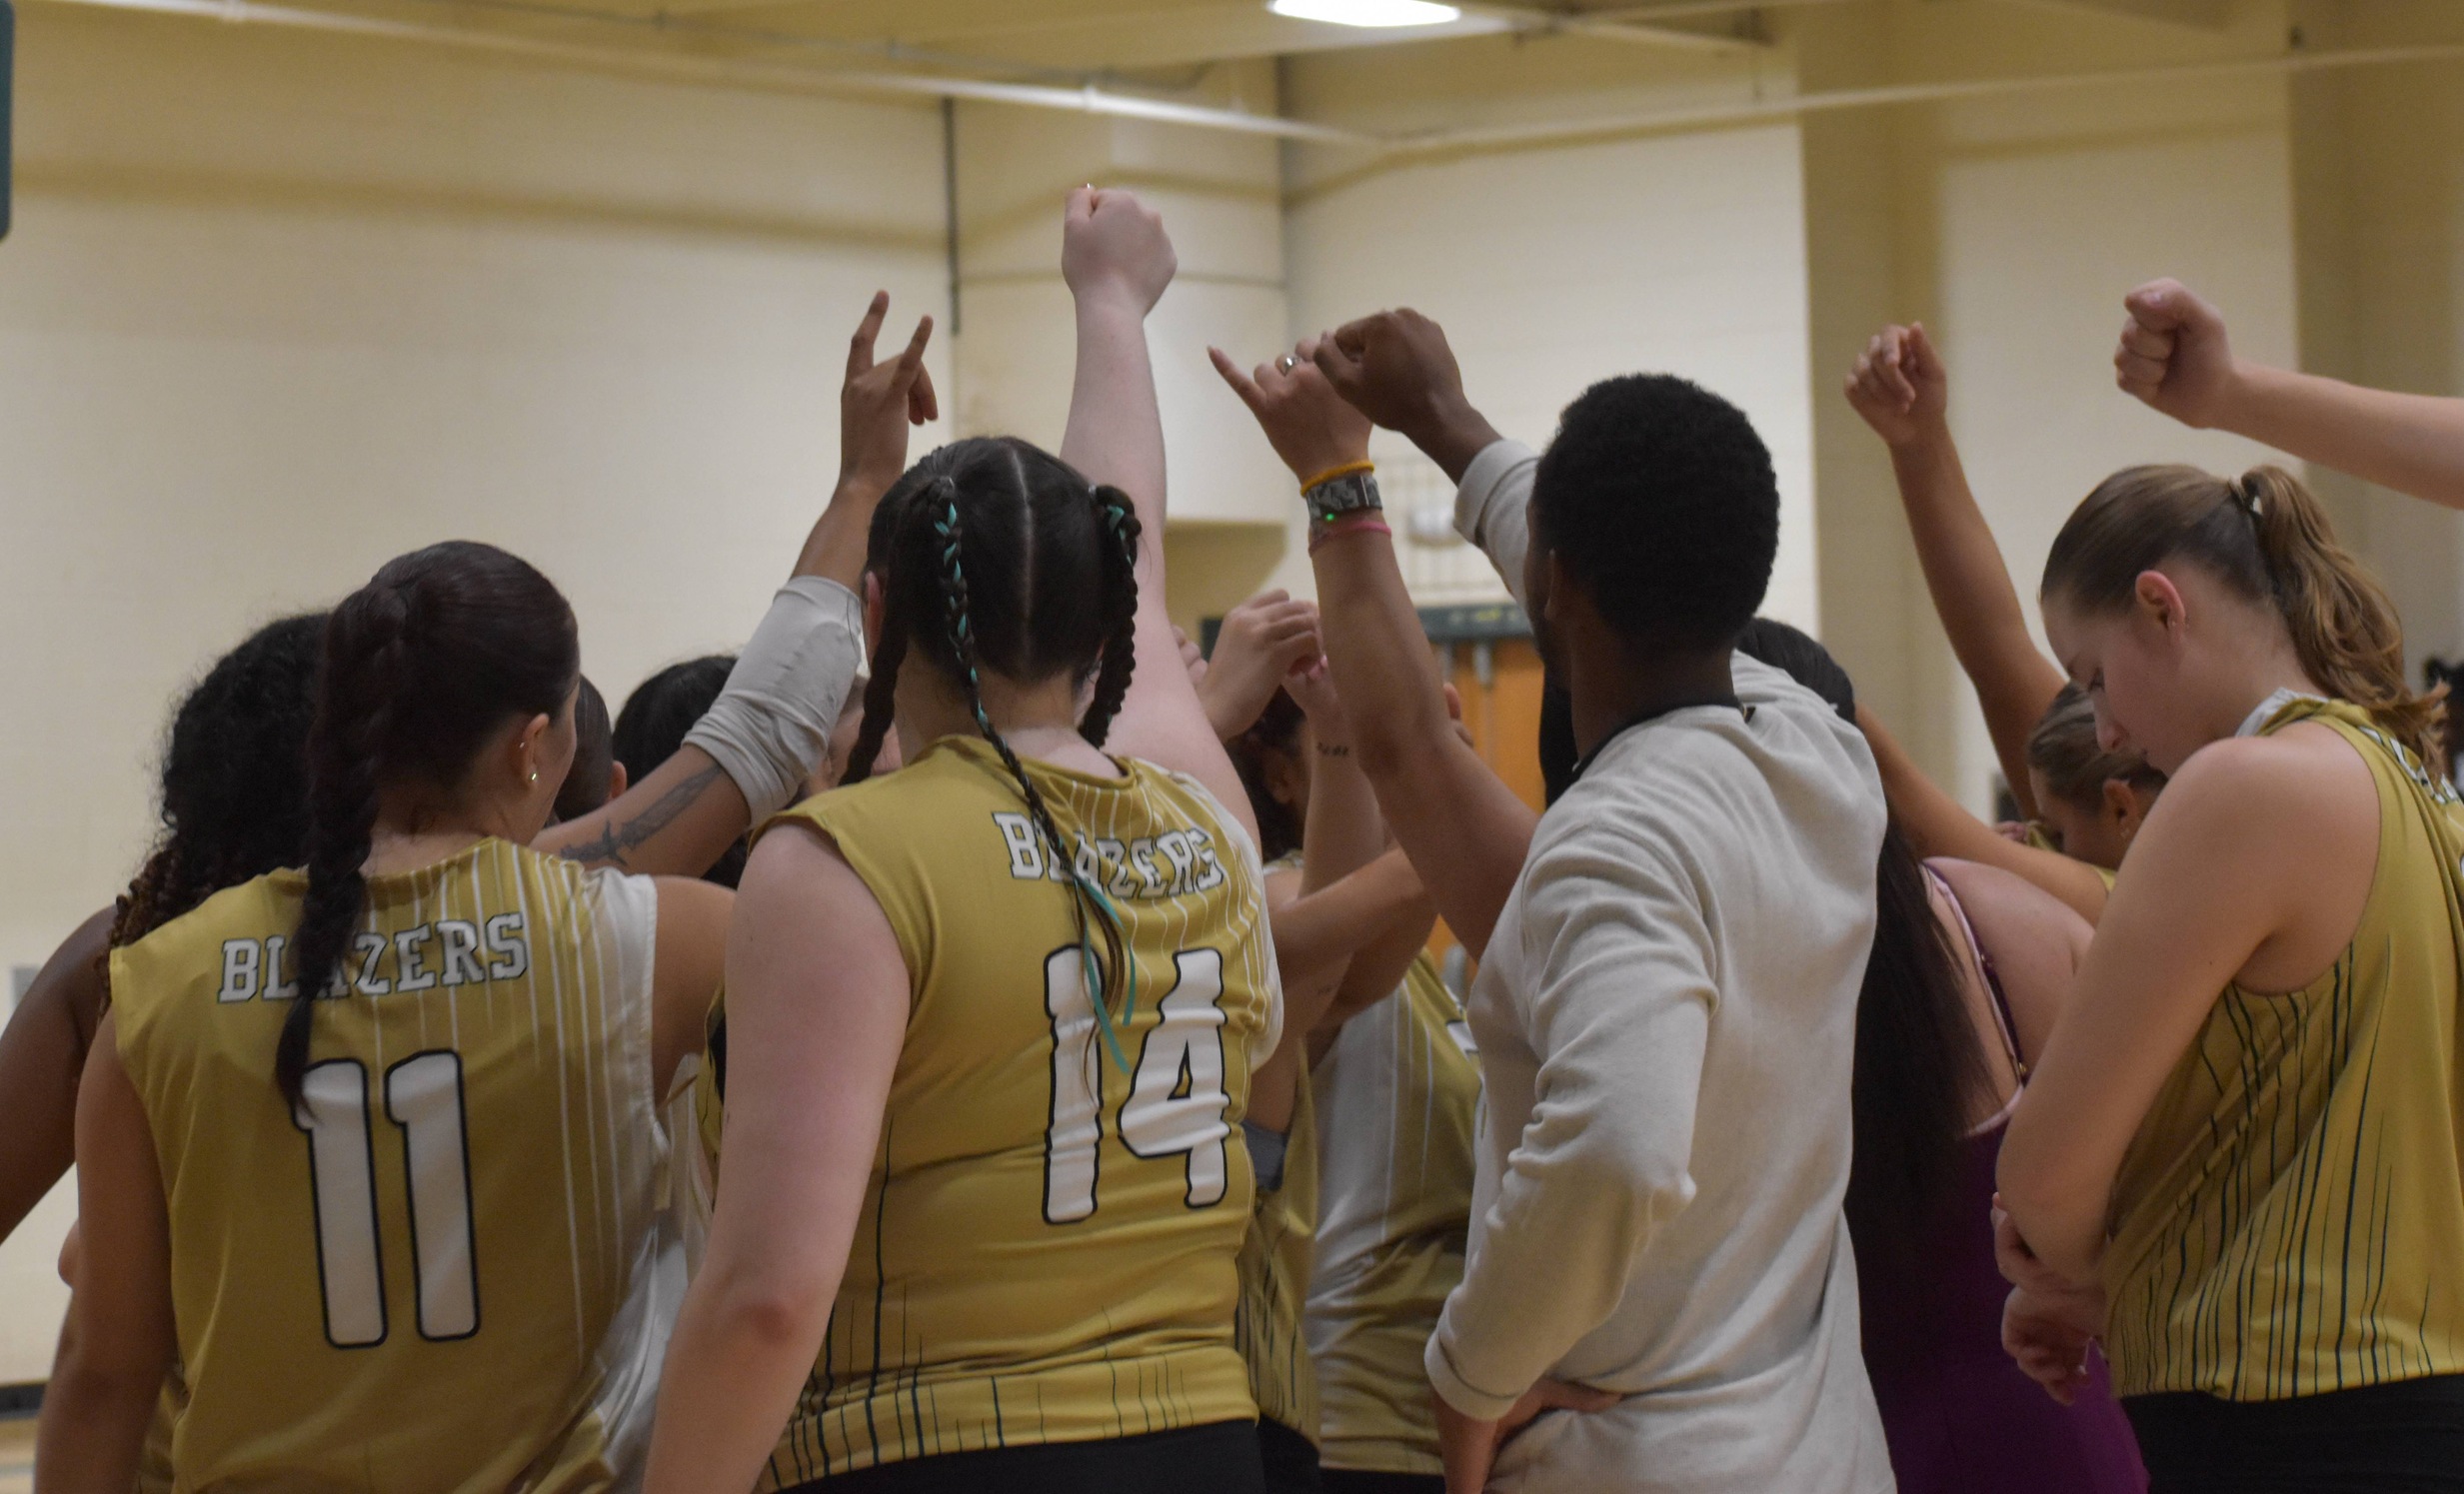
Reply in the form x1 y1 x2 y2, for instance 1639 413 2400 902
109 840 672 1491
1236 1072 1318 1438
2103 697 2464 1400
744 736 1281 1484
1305 952 1480 1474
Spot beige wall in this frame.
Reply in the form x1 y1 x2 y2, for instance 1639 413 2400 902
1278 36 1820 629
0 4 954 1378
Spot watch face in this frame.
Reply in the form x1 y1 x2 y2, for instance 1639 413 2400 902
1309 473 1380 520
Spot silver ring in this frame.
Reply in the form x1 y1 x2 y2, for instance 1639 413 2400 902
1276 355 1297 374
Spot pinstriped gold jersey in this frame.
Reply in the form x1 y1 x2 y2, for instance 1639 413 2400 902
108 840 672 1491
742 736 1280 1484
2103 697 2464 1399
1306 952 1479 1474
1236 1073 1317 1438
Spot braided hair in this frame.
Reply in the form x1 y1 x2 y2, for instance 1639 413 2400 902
843 437 1145 1066
110 614 328 957
278 542 579 1110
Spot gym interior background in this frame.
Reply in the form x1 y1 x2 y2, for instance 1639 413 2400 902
4 0 2464 1388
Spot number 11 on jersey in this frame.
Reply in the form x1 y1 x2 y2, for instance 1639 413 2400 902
1043 947 1232 1223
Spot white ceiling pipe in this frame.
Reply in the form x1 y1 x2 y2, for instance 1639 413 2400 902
28 0 1373 141
1378 36 2464 156
25 0 2464 161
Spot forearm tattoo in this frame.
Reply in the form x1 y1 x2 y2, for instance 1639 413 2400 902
557 762 728 870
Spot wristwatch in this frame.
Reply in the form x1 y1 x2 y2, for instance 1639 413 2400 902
1305 471 1383 524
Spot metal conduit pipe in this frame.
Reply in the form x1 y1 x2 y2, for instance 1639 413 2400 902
28 0 1371 141
25 0 2464 159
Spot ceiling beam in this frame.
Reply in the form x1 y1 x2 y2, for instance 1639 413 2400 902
1990 0 2236 31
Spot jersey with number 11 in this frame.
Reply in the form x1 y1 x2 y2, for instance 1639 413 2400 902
727 736 1281 1486
110 839 671 1491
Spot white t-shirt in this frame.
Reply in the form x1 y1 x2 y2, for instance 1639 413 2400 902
1424 441 1896 1494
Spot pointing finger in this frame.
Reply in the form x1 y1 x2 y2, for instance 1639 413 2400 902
847 291 890 379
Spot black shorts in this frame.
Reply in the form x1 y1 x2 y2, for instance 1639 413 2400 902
2125 1374 2464 1494
780 1419 1265 1494
1257 1417 1320 1494
1318 1471 1443 1494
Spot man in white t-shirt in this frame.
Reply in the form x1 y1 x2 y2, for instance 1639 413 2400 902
1213 316 1894 1494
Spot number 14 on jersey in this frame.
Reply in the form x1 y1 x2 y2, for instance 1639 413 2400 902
1042 948 1232 1224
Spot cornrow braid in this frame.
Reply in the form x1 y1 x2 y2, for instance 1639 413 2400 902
1079 485 1143 748
843 501 933 787
931 482 1141 1072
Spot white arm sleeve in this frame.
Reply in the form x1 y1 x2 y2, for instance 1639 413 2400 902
1452 439 1542 612
681 577 867 821
1424 822 1712 1418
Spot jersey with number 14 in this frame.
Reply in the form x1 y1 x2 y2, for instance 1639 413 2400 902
742 736 1281 1485
109 840 670 1491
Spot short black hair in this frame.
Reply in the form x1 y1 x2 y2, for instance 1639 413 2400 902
1530 373 1778 650
613 654 746 887
613 655 736 785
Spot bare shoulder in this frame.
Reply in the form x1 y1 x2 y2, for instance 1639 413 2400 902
2153 724 2378 855
1927 857 2091 969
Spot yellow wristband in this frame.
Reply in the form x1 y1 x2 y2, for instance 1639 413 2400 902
1300 460 1374 494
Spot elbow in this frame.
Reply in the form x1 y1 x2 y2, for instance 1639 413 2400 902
1553 1138 1695 1244
1994 1140 2100 1283
699 1262 836 1358
1350 720 1443 788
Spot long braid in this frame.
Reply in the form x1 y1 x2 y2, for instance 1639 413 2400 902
277 595 405 1112
1079 485 1143 747
931 481 1140 1070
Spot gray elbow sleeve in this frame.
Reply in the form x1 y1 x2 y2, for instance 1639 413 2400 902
681 576 867 821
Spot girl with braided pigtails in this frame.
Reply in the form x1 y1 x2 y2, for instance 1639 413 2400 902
645 190 1280 1494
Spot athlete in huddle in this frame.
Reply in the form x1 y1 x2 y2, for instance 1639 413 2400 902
645 189 1282 1494
37 295 938 1489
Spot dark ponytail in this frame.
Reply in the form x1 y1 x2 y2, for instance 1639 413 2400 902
278 542 578 1111
2043 464 2446 772
846 438 1146 1066
1846 823 1990 1260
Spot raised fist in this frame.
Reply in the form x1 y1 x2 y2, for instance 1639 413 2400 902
2115 278 2238 429
1844 323 1949 451
1062 187 1178 317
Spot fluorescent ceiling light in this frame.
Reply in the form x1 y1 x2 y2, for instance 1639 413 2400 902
1269 0 1462 27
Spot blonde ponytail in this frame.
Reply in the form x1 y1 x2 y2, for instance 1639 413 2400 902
2239 467 2446 770
2042 463 2447 773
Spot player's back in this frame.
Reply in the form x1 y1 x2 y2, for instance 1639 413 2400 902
110 838 670 1491
743 736 1280 1485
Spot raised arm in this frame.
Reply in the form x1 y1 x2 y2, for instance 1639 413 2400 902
1857 704 2110 924
537 296 932 873
1057 189 1257 842
2118 278 2464 510
1846 324 2065 815
1213 333 1535 956
0 908 108 1243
